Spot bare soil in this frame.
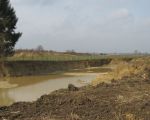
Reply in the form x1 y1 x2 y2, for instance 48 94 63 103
0 74 150 120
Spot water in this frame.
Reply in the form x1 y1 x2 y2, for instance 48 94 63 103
0 71 99 106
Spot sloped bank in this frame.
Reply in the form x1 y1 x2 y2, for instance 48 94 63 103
2 59 111 76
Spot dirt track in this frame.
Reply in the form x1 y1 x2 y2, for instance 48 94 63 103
0 73 150 120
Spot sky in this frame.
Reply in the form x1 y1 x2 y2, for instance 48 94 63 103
10 0 150 53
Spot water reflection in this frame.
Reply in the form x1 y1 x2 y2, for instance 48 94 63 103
0 89 15 106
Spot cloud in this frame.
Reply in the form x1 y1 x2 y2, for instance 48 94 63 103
105 8 135 29
10 0 150 53
11 0 59 6
110 8 130 19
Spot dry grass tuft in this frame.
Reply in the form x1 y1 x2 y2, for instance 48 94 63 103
66 113 80 120
92 57 150 86
125 113 136 120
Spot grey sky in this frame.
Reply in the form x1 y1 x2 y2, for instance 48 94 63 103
10 0 150 53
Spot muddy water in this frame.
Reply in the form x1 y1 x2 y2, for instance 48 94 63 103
0 69 103 106
0 67 111 106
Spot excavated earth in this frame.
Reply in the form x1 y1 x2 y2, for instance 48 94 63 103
0 74 150 120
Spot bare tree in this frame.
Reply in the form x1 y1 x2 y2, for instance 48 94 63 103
36 45 44 52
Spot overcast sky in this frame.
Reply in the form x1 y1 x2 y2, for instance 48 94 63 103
10 0 150 53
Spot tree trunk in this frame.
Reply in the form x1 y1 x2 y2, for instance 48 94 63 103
0 57 8 79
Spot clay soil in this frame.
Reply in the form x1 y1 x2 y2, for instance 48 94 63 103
0 74 150 120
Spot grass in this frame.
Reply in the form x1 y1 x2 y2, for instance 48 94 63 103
4 49 149 62
92 56 150 86
6 51 148 62
5 51 109 61
7 55 105 61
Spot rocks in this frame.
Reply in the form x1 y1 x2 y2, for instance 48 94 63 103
68 84 79 91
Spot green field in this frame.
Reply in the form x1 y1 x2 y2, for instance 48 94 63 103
5 50 148 61
7 54 106 61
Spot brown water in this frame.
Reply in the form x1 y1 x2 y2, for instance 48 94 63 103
0 71 103 106
0 73 96 106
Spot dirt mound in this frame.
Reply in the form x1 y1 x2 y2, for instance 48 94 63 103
0 74 150 120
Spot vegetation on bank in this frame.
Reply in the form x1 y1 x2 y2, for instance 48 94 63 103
5 49 148 62
93 57 150 85
1 49 149 77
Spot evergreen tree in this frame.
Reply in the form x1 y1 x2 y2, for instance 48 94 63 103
0 0 21 57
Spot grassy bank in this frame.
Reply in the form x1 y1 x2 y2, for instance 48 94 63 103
7 50 106 61
2 50 147 77
6 50 144 61
1 54 148 77
93 57 150 85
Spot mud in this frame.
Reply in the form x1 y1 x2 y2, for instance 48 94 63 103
0 73 150 120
